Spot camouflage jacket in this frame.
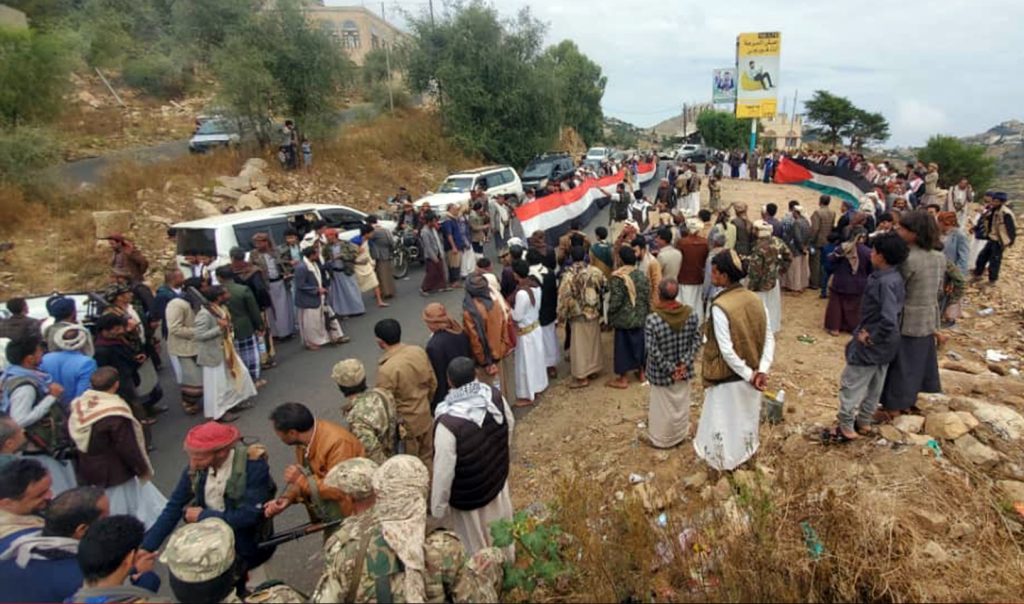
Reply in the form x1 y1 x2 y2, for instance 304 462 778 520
345 389 400 464
222 582 306 603
747 236 792 292
557 263 607 323
312 514 467 603
607 268 651 330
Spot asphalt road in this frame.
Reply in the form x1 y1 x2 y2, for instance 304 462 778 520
141 162 667 595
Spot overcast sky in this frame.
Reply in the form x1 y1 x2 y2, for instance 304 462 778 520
338 0 1021 147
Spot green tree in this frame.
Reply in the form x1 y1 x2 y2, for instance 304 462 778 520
0 26 76 128
917 135 996 192
171 0 258 63
696 109 753 150
842 109 890 149
804 90 856 146
212 35 279 145
540 40 606 145
405 2 562 166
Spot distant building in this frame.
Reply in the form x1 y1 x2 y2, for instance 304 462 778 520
0 4 29 29
300 3 405 66
759 113 803 150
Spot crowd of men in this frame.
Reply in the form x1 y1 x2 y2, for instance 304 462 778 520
0 147 1016 601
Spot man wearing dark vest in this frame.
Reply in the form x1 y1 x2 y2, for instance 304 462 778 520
431 356 515 560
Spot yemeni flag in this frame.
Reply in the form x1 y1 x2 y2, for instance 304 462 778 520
773 157 874 209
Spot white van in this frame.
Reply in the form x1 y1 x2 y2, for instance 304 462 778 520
415 165 523 211
171 203 394 271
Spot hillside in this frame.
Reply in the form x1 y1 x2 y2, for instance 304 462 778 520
963 120 1024 201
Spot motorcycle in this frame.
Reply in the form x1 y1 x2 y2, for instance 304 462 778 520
391 226 421 280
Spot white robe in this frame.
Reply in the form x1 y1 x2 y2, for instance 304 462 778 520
511 287 548 401
678 284 705 325
694 303 775 471
203 353 257 420
431 396 516 561
756 281 782 333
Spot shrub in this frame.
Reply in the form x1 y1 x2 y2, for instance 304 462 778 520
0 127 61 188
368 81 412 112
122 53 192 99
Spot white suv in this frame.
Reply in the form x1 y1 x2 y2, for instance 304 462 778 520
415 166 523 211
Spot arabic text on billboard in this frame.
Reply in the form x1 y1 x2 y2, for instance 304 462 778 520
736 32 780 119
712 68 736 104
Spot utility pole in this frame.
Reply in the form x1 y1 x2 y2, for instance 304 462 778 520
682 102 688 139
429 0 435 25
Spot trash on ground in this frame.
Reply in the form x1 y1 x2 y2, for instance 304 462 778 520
986 349 1010 362
977 308 995 317
800 521 825 560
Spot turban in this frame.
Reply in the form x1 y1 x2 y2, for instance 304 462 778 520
422 303 462 335
160 518 235 584
936 212 958 228
46 296 75 319
754 219 773 238
331 358 365 388
184 422 240 452
54 325 89 352
324 457 379 500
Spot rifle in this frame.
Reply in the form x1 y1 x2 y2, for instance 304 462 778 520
257 519 344 549
185 286 212 312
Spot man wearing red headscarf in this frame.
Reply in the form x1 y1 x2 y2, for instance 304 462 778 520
140 422 278 576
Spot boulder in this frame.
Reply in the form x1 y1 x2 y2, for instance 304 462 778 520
242 157 268 172
238 165 269 189
236 192 264 211
915 393 951 413
212 186 243 201
924 412 971 440
939 369 1024 398
905 433 935 446
878 424 905 443
92 210 133 239
216 175 252 192
254 186 280 204
192 198 221 217
939 359 989 375
955 411 980 431
951 434 1001 470
892 414 925 434
997 480 1024 502
950 397 1024 440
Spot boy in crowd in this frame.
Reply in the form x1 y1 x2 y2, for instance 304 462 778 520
824 232 909 442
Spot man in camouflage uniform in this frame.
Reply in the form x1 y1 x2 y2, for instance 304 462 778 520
747 219 792 334
331 359 401 464
312 456 504 603
160 517 305 603
557 245 607 388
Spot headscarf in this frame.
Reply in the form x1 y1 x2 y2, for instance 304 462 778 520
373 455 429 603
463 275 495 364
435 380 504 428
936 211 958 229
53 325 89 352
422 303 462 335
611 265 638 307
184 422 240 452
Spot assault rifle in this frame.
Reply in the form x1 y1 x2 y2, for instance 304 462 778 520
257 519 344 549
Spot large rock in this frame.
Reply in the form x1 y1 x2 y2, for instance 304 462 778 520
212 186 243 201
192 198 221 217
939 369 1024 399
997 480 1024 502
950 397 1024 440
236 192 264 211
955 411 980 431
951 434 1001 470
893 415 925 434
216 175 252 192
254 186 280 205
924 412 971 440
939 359 990 375
238 165 269 189
242 157 268 172
878 424 905 443
92 210 133 239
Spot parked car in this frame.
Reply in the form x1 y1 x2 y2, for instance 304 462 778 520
415 165 523 211
675 144 710 162
171 203 395 272
188 118 241 153
520 153 576 193
582 146 615 172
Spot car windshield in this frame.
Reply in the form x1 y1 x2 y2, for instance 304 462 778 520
439 177 473 193
196 119 234 136
586 148 606 159
176 228 217 257
522 161 553 179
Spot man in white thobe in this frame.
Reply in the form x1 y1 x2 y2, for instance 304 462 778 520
431 357 515 561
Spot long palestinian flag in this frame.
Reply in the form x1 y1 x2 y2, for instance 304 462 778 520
515 162 657 239
773 157 873 209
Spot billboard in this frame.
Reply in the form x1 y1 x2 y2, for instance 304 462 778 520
712 68 736 104
735 31 781 118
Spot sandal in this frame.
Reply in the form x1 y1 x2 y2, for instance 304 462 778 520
513 399 535 408
567 379 589 389
820 427 855 445
854 421 877 437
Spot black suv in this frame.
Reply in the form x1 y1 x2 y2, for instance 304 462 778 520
520 153 576 195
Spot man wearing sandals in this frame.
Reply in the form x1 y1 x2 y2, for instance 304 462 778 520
828 233 908 442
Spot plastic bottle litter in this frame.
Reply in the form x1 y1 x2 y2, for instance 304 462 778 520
629 473 647 484
977 308 995 317
800 521 825 560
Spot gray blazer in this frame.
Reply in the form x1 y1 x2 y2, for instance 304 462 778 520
194 307 226 367
898 246 945 337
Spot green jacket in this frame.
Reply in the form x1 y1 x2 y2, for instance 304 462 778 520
607 268 650 330
224 281 263 340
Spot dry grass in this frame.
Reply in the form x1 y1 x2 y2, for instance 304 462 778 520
546 436 1024 603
